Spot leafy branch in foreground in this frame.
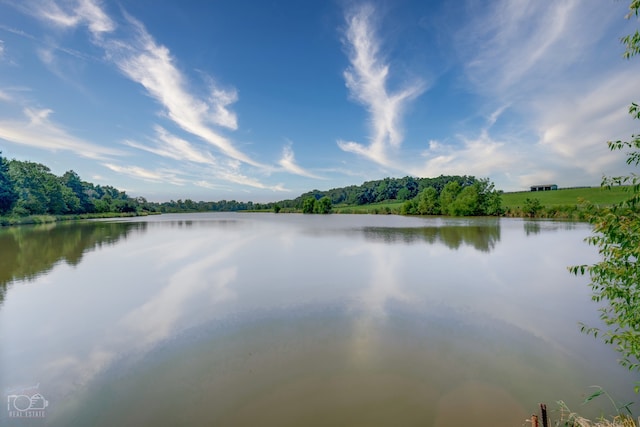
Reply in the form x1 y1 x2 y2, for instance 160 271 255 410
569 104 640 375
622 0 640 59
569 0 640 381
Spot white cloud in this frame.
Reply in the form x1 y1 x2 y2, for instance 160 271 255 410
37 47 55 65
21 0 312 195
31 0 115 37
208 84 239 130
532 68 640 175
0 107 121 159
103 14 263 168
37 0 81 28
124 126 217 165
414 129 518 179
278 142 323 179
338 3 426 165
445 0 638 189
216 168 288 191
103 155 289 192
76 0 115 35
517 171 557 188
103 163 187 185
194 180 222 190
459 0 611 99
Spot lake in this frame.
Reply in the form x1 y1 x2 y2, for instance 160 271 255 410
0 213 636 426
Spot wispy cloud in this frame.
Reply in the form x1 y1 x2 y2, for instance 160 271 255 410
124 126 217 166
23 0 274 190
103 162 188 185
217 166 288 191
75 0 115 35
458 0 608 98
0 89 10 102
36 46 84 90
532 68 639 176
104 156 288 192
415 129 519 180
0 107 121 159
29 0 115 37
338 3 426 166
124 127 289 191
194 180 224 190
278 142 323 179
409 102 532 189
447 0 640 188
103 13 263 168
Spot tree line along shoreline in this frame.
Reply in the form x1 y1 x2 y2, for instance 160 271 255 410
0 152 628 226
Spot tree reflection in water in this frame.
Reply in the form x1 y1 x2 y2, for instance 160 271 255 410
0 221 147 305
359 224 501 253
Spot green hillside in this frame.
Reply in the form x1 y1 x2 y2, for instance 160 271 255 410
330 187 631 217
501 186 630 209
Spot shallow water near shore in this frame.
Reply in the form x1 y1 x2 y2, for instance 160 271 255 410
0 213 636 426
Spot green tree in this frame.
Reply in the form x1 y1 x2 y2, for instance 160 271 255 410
401 199 417 215
45 176 71 214
0 152 17 214
417 186 439 215
94 195 113 213
62 170 91 213
61 185 81 213
523 198 542 218
450 185 479 216
439 181 461 216
570 1 640 376
396 187 410 201
314 196 332 214
273 204 281 213
302 197 316 214
474 178 503 216
8 160 52 215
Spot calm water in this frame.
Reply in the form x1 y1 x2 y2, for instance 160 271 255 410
0 213 636 426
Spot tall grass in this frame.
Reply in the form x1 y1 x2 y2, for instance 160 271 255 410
551 401 637 427
529 388 638 427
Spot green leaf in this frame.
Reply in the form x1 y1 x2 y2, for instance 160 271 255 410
583 389 604 404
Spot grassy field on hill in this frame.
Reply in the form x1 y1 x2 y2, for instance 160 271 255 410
327 186 631 217
332 200 405 214
500 186 630 209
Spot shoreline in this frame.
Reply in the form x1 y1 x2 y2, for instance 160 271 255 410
0 211 159 227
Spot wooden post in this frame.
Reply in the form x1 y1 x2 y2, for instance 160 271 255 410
540 403 548 427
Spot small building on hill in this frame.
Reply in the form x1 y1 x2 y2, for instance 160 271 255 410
530 184 558 192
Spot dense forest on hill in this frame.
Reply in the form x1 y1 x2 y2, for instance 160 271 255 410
273 175 503 216
0 154 147 216
278 175 477 207
0 153 271 217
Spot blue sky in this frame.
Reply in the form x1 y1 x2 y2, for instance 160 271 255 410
0 0 638 202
